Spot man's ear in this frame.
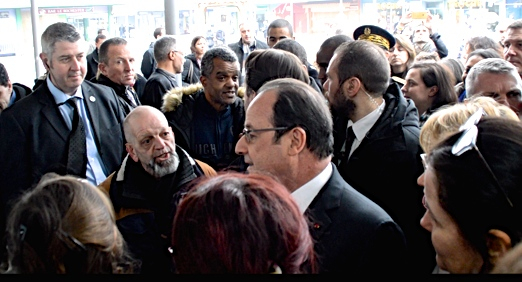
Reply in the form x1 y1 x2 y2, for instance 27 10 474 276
168 50 175 61
344 77 361 98
487 229 512 266
40 53 50 71
126 143 139 162
98 62 107 76
200 75 207 88
288 127 307 156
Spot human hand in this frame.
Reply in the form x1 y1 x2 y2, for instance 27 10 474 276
400 12 413 25
424 11 433 33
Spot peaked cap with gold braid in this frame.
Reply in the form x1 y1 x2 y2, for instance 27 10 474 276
353 25 396 51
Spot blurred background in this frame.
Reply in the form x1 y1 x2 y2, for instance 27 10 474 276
0 0 520 87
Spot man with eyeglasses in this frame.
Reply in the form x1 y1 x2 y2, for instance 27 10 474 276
142 36 185 111
324 40 435 273
235 78 408 273
465 58 522 119
162 46 244 171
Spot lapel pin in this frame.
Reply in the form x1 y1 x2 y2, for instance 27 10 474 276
313 223 321 229
89 96 96 102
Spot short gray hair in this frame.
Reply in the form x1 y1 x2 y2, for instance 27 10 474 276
466 58 522 97
98 37 127 65
154 36 177 62
41 22 82 59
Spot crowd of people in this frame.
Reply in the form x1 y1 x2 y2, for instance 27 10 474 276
0 15 521 274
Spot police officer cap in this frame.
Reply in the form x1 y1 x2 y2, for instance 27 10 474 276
353 25 396 51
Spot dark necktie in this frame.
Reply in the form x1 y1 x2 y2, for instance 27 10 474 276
66 98 87 178
340 126 355 166
126 87 138 107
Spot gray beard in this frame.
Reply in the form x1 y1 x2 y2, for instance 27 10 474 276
147 150 180 178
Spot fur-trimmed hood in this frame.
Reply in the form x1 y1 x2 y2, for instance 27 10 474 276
161 83 245 113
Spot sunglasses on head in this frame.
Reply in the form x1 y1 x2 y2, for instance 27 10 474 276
451 108 514 208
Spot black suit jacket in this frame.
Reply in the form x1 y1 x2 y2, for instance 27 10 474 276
0 80 126 226
307 164 408 273
85 48 100 81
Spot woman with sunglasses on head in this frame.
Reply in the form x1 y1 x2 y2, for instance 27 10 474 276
418 113 522 273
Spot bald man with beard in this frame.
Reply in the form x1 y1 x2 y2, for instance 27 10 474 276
99 105 215 274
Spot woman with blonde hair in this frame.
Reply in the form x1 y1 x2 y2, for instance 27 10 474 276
419 96 519 153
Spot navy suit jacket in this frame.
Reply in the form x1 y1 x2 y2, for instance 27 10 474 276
306 164 409 273
0 80 126 224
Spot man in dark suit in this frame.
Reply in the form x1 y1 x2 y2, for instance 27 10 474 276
227 22 268 86
325 39 435 273
85 33 107 81
0 22 127 245
90 37 144 116
0 62 32 114
235 78 408 273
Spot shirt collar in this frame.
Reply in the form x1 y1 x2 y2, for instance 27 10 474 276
47 75 83 105
349 100 385 141
8 89 17 107
291 163 333 214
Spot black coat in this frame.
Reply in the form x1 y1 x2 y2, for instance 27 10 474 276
333 82 436 273
0 79 126 237
90 74 144 116
108 147 204 273
227 38 269 86
85 48 100 81
307 164 408 273
142 68 180 111
11 83 32 103
141 42 156 79
181 53 201 85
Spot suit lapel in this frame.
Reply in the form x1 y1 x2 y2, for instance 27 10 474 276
39 85 69 142
306 165 344 240
82 82 101 140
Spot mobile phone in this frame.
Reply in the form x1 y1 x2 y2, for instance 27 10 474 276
411 11 428 19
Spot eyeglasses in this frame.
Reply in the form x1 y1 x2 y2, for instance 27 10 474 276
171 50 184 56
422 195 428 209
420 153 427 171
451 107 514 208
239 127 289 143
